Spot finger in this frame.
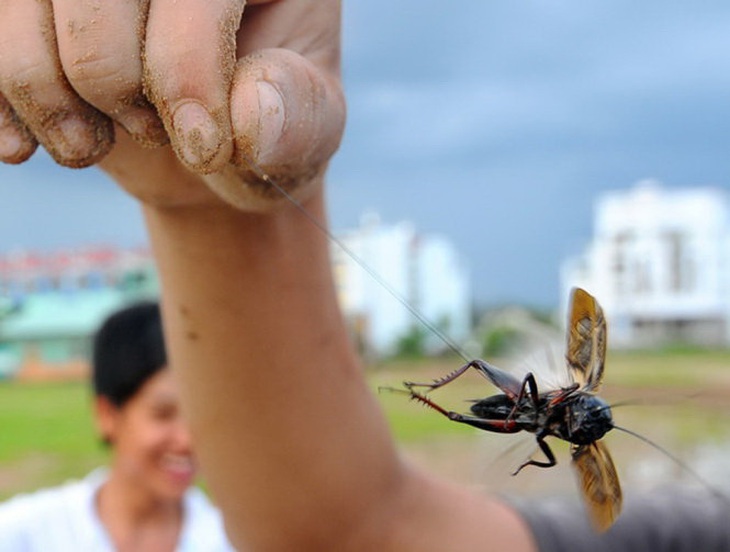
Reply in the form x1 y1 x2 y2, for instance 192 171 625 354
233 50 345 171
0 92 38 164
99 130 220 208
144 0 245 173
204 49 346 211
0 0 113 168
51 0 167 148
235 0 341 74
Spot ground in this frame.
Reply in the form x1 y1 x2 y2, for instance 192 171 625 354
1 349 729 500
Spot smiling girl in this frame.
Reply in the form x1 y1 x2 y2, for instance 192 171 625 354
0 303 235 551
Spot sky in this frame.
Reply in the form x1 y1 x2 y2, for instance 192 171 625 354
2 1 730 308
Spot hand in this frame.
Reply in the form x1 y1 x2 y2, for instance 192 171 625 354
0 0 345 211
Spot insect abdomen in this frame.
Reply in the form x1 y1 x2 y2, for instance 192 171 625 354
470 394 513 420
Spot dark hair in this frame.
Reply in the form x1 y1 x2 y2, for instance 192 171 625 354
92 301 167 407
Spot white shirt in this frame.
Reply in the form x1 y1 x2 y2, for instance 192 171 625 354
0 469 236 551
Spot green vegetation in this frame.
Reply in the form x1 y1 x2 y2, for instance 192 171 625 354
0 381 106 500
393 326 427 359
482 326 522 357
607 348 730 388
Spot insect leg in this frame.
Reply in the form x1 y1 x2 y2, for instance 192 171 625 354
472 360 524 399
408 390 520 433
512 436 557 475
547 382 580 407
405 359 523 399
504 372 540 427
512 373 540 410
404 360 475 392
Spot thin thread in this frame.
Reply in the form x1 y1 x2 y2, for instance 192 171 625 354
243 159 471 362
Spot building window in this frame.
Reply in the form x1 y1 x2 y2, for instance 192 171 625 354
612 231 634 295
633 259 652 295
665 230 694 293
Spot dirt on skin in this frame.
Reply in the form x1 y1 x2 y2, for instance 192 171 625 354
8 1 307 203
4 0 115 168
0 98 38 164
142 3 243 175
11 81 115 168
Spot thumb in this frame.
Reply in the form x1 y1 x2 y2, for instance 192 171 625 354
204 49 345 211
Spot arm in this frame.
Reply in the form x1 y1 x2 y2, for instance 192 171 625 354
141 189 534 551
516 485 730 552
0 2 534 550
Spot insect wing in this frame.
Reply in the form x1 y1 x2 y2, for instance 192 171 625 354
566 288 607 391
503 339 575 393
572 441 622 532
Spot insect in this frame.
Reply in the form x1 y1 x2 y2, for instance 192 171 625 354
256 164 702 532
401 287 622 532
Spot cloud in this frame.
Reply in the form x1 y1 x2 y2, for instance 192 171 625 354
3 0 730 306
333 0 730 305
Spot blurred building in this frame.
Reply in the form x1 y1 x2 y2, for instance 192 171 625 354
0 246 158 379
561 180 730 348
332 214 471 357
0 216 471 378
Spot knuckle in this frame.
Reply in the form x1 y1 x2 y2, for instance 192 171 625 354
1 58 49 92
64 51 140 107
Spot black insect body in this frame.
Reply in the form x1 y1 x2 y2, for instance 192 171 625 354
406 361 614 473
553 393 613 446
403 288 622 531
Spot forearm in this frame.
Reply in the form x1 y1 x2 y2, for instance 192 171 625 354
142 190 403 549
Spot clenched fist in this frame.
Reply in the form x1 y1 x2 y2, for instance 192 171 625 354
0 0 345 211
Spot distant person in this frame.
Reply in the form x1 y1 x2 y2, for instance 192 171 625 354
0 302 235 551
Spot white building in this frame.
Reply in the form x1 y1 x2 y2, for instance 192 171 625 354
332 215 471 357
561 180 730 347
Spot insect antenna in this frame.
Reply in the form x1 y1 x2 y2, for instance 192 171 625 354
377 385 410 396
595 399 653 413
612 424 716 493
600 392 705 412
245 158 472 362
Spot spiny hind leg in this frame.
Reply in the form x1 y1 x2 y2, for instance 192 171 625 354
407 389 519 433
404 359 521 396
404 361 476 392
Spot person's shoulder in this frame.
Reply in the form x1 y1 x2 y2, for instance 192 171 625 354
0 472 103 550
180 487 236 551
0 480 81 520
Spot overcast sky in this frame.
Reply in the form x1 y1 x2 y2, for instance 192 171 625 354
2 1 730 308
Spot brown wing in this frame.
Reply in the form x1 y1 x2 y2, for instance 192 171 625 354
572 441 623 532
566 287 607 391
